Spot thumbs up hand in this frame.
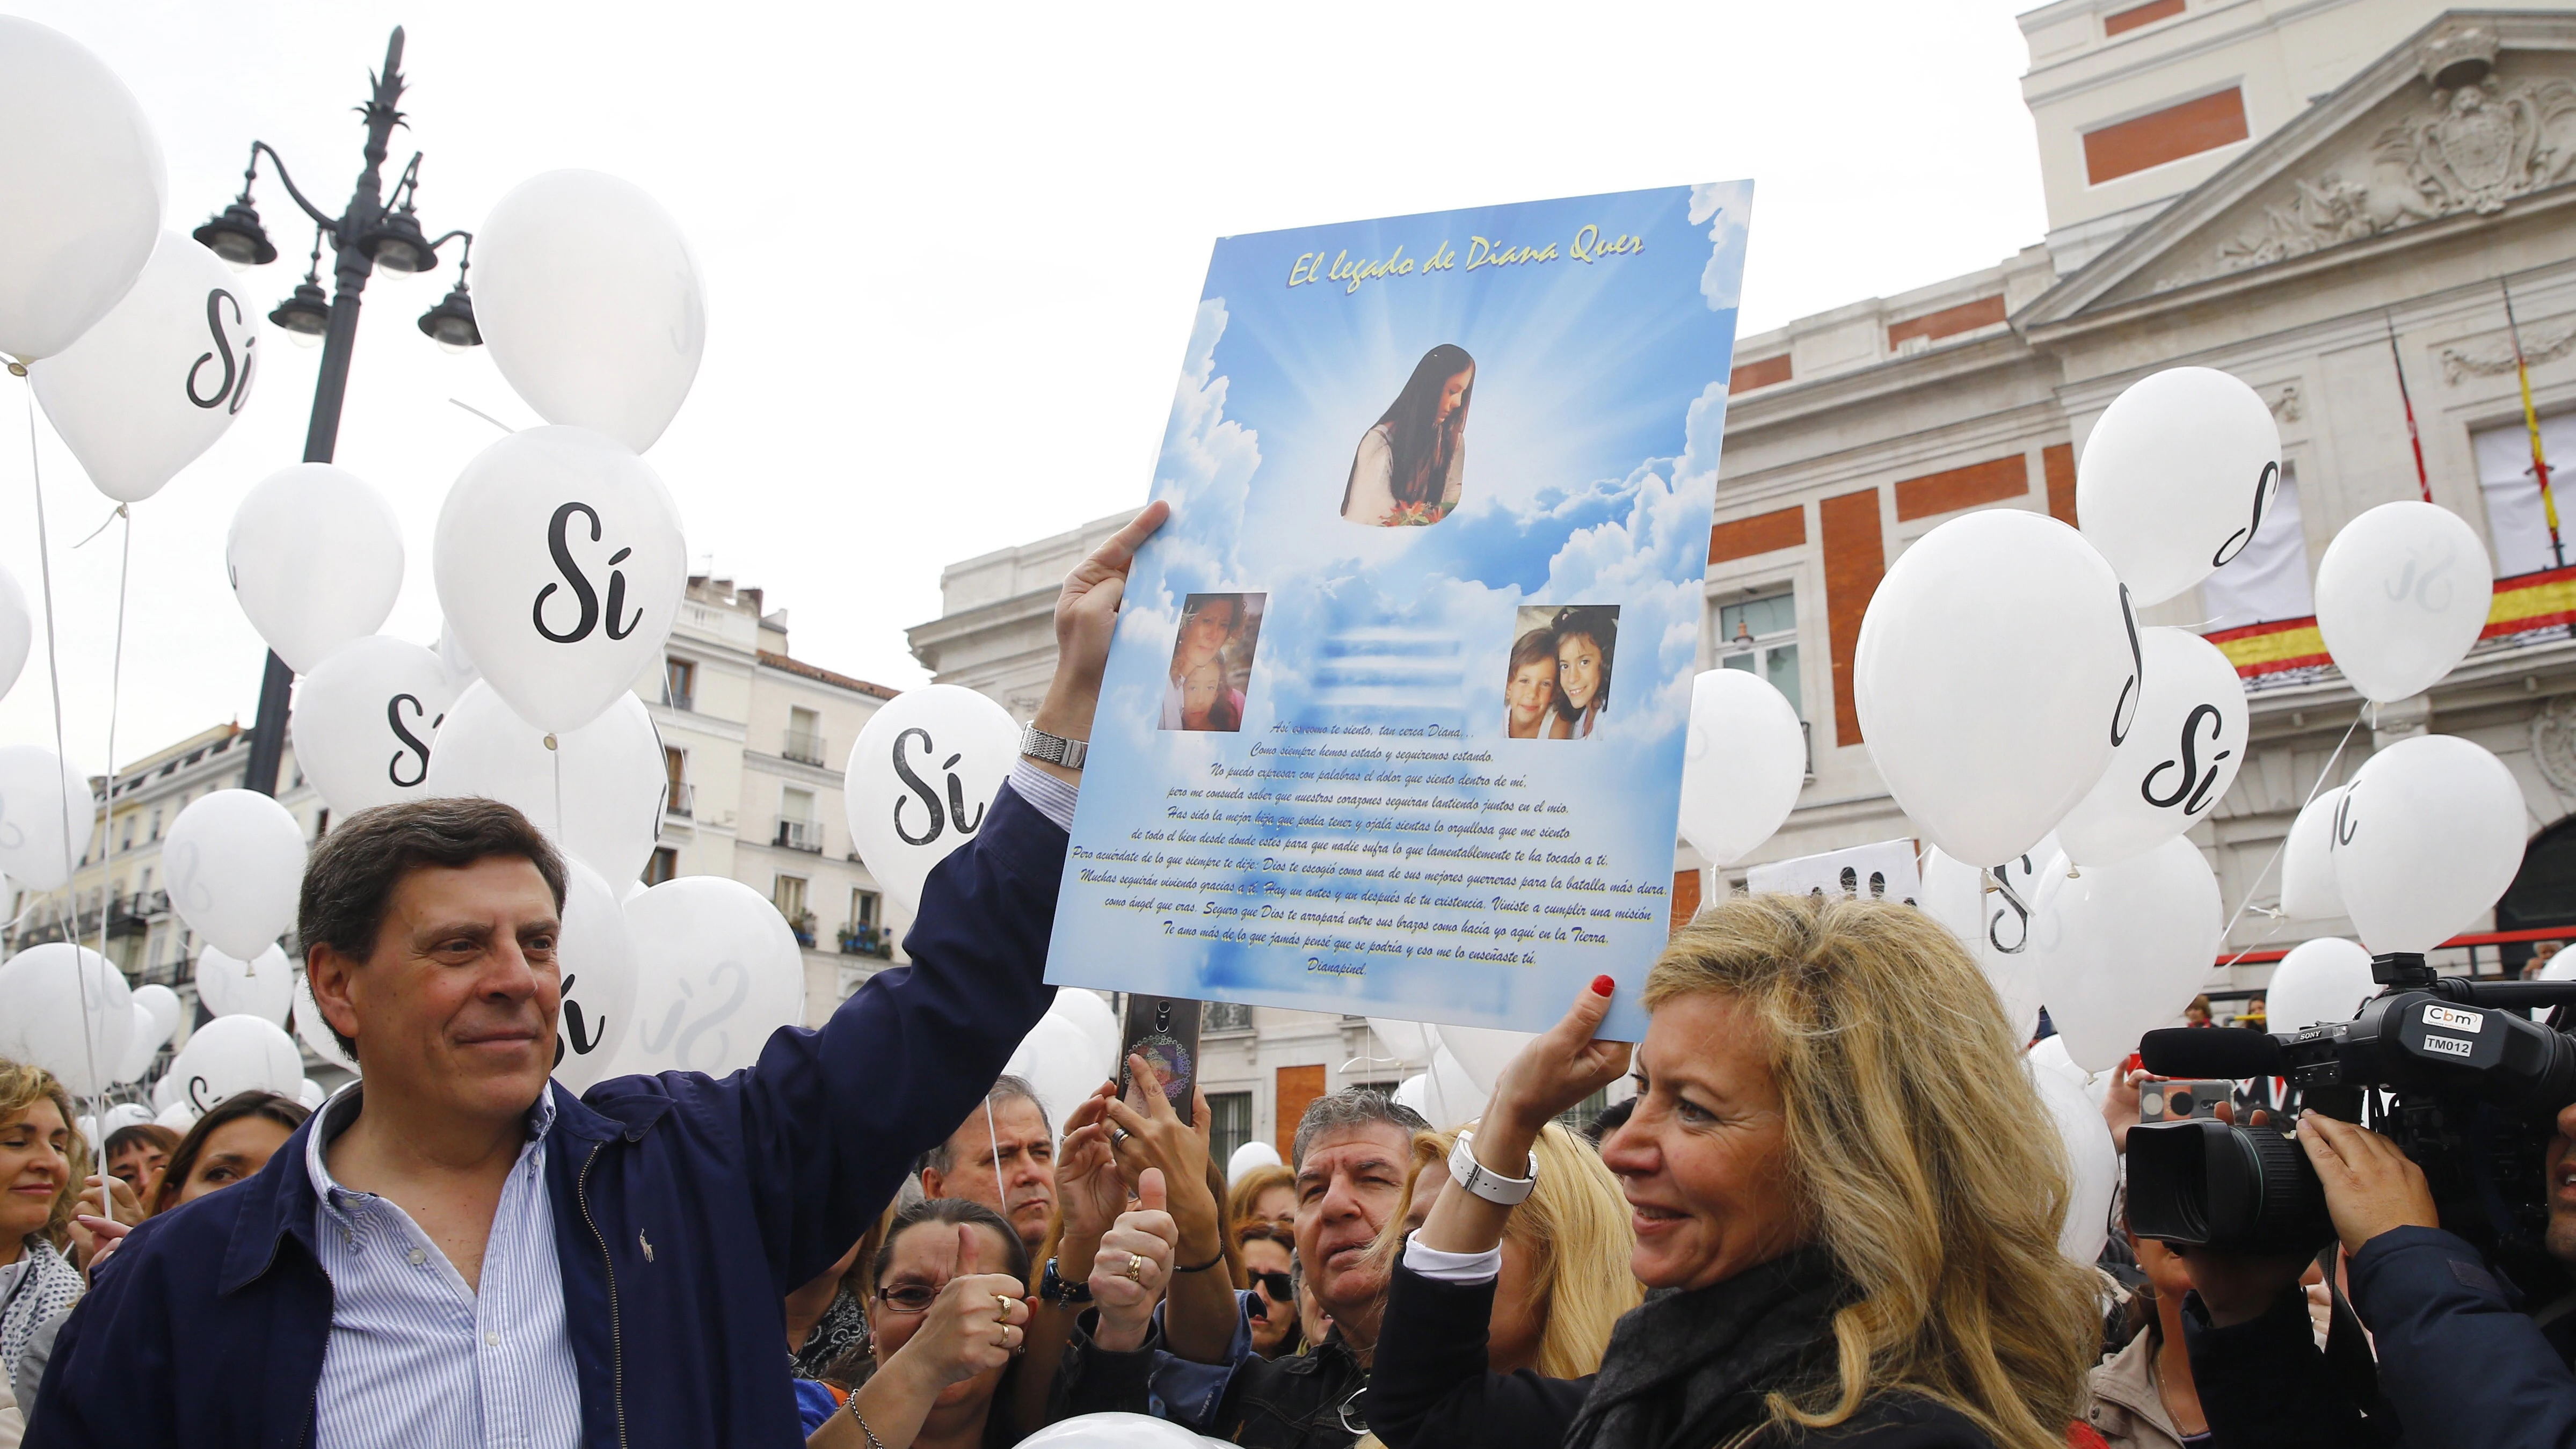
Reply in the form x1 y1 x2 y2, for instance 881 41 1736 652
1090 1166 1180 1352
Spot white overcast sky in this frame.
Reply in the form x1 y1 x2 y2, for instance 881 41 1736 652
0 1 2048 770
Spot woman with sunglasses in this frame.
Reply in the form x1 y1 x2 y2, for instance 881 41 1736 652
810 1198 1032 1449
1237 1222 1302 1358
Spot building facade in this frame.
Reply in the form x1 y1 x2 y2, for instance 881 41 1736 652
913 4 2576 1138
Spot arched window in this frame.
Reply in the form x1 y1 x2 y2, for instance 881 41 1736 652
2494 814 2576 970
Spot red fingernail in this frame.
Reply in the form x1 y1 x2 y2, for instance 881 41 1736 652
1591 975 1614 996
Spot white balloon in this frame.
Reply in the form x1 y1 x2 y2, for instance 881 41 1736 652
164 789 305 959
843 685 1022 911
0 17 164 362
1855 510 2134 867
150 1070 178 1112
473 170 705 453
1436 1023 1532 1098
2030 1053 2119 1264
2331 734 2525 955
290 636 457 816
154 1100 197 1132
1226 1140 1283 1181
0 744 91 890
2033 835 2224 1071
1676 668 1807 867
1016 1411 1211 1449
0 944 132 1096
2026 1033 2090 1092
433 426 687 733
437 621 481 690
31 232 255 501
225 463 405 673
1420 1044 1485 1130
1390 1073 1433 1122
97 1102 154 1139
1005 1012 1114 1139
0 562 29 704
2265 938 2377 1033
1046 988 1121 1081
426 682 665 884
297 1077 328 1111
2279 787 2349 922
606 876 804 1079
1920 842 2058 1046
2314 502 2494 703
164 1015 302 1116
1366 1017 1435 1061
293 970 360 1075
2057 629 2250 866
552 860 639 1093
111 1001 159 1082
2077 368 2283 607
132 981 182 1049
192 943 293 1026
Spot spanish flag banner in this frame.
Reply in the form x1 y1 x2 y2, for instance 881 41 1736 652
2211 563 2576 681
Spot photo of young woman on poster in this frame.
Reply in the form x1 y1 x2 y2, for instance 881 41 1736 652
1339 343 1474 527
1502 627 1558 739
1161 592 1265 732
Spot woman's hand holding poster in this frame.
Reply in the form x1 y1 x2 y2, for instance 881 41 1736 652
1050 184 1753 1039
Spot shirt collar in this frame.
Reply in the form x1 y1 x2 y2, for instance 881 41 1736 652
306 1079 560 1212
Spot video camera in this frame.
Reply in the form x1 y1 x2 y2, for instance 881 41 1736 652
2127 952 2576 1262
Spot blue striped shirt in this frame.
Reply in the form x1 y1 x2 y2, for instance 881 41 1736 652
305 1084 581 1449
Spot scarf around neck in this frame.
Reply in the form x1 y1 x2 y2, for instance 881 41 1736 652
2 1236 81 1391
1562 1246 1849 1449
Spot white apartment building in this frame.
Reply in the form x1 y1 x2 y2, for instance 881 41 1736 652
913 3 2576 1143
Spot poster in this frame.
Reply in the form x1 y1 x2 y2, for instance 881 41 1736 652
1047 183 1753 1038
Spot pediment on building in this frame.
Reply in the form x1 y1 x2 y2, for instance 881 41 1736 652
2020 11 2576 332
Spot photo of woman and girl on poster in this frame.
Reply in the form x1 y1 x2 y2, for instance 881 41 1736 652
1504 603 1618 739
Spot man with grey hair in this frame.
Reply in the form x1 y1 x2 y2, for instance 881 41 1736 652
1057 1087 1429 1447
918 1074 1058 1256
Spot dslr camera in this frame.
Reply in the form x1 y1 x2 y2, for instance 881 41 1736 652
2127 952 2576 1263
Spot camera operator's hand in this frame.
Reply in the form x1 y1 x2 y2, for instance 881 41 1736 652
2105 1068 2148 1154
2298 1110 2438 1255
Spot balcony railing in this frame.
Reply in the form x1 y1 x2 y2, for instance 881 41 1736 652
1802 719 1815 781
838 923 894 958
666 781 694 817
782 730 828 767
663 685 695 712
775 818 825 853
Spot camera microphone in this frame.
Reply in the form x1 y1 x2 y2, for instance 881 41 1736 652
2139 1027 2283 1080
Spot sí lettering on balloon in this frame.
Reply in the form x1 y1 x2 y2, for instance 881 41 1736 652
2140 703 2232 815
2109 585 2143 746
186 289 257 416
533 501 644 644
891 727 986 848
555 971 605 1066
384 693 441 788
2209 461 2277 567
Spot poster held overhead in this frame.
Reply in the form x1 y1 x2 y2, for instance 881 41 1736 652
1044 184 1754 1039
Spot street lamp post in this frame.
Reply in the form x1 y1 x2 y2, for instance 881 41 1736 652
191 26 483 797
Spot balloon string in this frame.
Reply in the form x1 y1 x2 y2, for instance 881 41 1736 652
2212 703 2369 952
88 505 132 1209
983 1091 1002 1197
23 385 105 1142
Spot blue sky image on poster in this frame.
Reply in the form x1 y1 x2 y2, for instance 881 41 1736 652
1048 183 1752 1040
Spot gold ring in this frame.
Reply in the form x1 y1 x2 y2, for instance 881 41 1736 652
995 1292 1013 1316
1123 1254 1145 1283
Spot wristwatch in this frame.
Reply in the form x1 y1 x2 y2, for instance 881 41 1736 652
1448 1130 1537 1207
1020 725 1088 772
1039 1256 1093 1305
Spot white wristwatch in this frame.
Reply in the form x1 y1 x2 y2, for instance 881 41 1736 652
1449 1130 1537 1206
1020 725 1087 771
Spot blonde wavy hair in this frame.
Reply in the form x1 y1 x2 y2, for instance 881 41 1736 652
1648 892 2096 1449
1369 1120 1642 1379
0 1057 89 1250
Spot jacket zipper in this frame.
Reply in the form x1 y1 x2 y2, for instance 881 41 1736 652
578 1139 629 1449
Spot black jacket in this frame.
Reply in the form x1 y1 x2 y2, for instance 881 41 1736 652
1054 1309 1369 1448
1369 1256 1995 1449
2185 1225 2576 1449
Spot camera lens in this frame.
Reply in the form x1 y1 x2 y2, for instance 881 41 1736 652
2167 1093 2193 1115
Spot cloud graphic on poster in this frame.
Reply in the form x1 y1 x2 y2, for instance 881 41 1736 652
1689 181 1752 313
1151 298 1264 600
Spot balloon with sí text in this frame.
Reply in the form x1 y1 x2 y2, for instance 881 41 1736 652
842 685 1021 912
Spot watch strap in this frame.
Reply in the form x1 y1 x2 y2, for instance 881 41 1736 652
1449 1130 1537 1206
1021 725 1088 772
1040 1256 1093 1305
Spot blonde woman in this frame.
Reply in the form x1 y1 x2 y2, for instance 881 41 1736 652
1 1060 85 1443
1372 1122 1640 1378
1370 895 2100 1449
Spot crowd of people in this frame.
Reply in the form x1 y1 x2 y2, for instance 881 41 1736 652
7 504 2576 1447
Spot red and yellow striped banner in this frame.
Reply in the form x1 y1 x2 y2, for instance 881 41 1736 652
2210 563 2576 679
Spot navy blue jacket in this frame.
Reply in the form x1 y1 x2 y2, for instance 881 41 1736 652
34 783 1067 1449
2185 1225 2576 1448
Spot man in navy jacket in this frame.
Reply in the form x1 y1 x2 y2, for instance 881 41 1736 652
2181 1106 2576 1448
33 502 1167 1449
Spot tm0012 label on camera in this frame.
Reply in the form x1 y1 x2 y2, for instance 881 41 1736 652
2423 1004 2484 1033
2423 1033 2477 1059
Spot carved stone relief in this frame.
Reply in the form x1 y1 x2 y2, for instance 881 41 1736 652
2532 693 2576 798
2268 384 2303 421
2155 49 2576 291
2441 319 2576 383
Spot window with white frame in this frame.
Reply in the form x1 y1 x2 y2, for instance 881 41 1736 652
1716 591 1803 719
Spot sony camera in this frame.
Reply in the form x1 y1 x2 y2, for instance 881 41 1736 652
2127 953 2576 1259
